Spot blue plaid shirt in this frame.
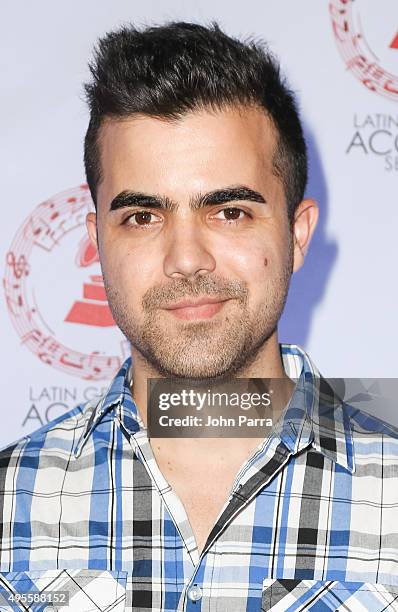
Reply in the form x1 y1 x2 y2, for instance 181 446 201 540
1 344 398 611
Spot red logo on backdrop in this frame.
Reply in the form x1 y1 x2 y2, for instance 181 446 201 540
330 0 398 102
64 235 115 327
3 185 125 380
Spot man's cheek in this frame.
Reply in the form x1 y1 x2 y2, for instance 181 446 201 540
253 251 285 286
224 242 266 270
238 245 274 274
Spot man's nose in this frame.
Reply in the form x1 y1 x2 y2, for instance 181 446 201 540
163 217 216 279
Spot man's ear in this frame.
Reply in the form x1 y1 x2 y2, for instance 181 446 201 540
86 212 98 250
292 198 319 273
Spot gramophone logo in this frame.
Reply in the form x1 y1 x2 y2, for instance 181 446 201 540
330 0 398 102
64 235 115 327
3 185 127 380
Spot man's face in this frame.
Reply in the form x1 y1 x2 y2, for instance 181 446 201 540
87 106 308 379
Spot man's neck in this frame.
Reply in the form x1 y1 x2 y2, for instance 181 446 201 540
129 331 293 432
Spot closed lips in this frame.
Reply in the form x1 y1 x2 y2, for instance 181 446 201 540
163 297 230 310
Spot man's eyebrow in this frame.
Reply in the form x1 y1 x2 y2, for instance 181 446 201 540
108 185 266 212
109 191 176 212
192 186 266 209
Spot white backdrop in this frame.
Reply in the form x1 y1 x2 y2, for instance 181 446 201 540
1 0 398 448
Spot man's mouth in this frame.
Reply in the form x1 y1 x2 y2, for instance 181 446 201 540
161 296 232 321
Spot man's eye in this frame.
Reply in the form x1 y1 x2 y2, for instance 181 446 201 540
124 211 160 226
214 207 248 221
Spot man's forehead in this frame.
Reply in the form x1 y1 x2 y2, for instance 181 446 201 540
98 105 277 158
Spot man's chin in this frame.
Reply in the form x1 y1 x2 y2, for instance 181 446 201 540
145 358 238 381
138 336 243 380
134 313 254 378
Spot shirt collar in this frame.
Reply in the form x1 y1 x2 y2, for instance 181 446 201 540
74 356 137 458
74 344 355 473
277 344 355 473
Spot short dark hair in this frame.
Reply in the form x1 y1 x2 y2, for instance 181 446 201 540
84 21 308 222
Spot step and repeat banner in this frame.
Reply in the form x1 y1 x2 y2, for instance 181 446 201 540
1 0 397 447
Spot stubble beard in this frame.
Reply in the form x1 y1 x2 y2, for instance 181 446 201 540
103 246 293 380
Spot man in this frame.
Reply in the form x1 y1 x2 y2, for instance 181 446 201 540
1 21 398 612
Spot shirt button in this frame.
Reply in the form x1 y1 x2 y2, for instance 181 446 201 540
187 584 202 601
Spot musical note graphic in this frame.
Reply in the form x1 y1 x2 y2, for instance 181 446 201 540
4 184 121 380
6 252 30 279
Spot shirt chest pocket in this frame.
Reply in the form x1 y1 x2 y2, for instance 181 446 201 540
0 569 127 611
261 578 398 611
